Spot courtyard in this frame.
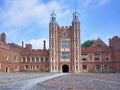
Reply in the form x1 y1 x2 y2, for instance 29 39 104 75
0 72 120 90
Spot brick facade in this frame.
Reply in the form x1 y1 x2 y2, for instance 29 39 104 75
0 11 120 73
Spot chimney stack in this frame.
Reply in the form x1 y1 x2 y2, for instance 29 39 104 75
22 41 24 48
0 33 6 43
26 44 32 51
43 40 46 49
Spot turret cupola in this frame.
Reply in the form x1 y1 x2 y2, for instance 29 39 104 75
72 9 79 22
50 10 57 23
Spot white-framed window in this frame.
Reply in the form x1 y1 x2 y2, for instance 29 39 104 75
25 65 29 70
41 57 44 62
36 57 39 62
96 65 101 70
61 51 70 59
32 57 35 62
31 65 35 70
105 54 110 61
94 54 100 61
23 57 26 62
104 65 108 70
27 57 30 62
82 54 88 61
61 40 70 49
51 57 54 61
14 56 17 62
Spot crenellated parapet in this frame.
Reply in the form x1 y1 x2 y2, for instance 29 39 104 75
60 26 71 30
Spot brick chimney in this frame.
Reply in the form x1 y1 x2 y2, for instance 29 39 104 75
26 44 32 51
0 33 6 43
43 40 46 49
22 41 24 48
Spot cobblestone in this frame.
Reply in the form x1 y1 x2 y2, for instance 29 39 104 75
0 72 49 84
0 73 120 90
38 73 120 90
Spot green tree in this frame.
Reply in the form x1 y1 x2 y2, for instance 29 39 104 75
81 40 96 48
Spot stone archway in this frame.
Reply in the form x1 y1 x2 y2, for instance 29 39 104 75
62 64 69 73
5 67 9 73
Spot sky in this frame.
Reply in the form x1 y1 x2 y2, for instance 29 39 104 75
0 0 120 49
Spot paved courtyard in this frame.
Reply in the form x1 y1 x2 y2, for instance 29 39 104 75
38 73 120 90
0 72 120 90
0 72 50 84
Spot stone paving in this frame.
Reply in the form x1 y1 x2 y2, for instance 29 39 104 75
38 73 120 90
0 73 66 90
0 72 50 84
0 73 120 90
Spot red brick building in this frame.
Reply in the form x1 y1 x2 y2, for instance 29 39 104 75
49 10 120 73
49 10 81 72
0 33 49 73
0 11 120 73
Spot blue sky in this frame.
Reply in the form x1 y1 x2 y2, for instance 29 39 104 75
0 0 120 49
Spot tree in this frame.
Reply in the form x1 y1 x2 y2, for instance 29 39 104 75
81 40 96 48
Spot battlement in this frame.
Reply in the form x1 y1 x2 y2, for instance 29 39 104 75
8 43 22 49
60 26 71 30
109 36 120 43
109 36 120 50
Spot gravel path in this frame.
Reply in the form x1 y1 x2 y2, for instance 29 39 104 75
0 73 66 90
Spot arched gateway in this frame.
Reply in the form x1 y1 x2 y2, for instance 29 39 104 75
62 64 69 73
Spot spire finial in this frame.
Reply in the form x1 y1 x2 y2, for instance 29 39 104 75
73 9 79 22
50 9 56 22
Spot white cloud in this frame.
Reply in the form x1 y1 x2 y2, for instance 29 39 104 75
28 38 49 49
1 0 70 28
0 0 71 49
0 0 112 49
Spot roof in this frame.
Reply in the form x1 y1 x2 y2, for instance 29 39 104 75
90 38 108 48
